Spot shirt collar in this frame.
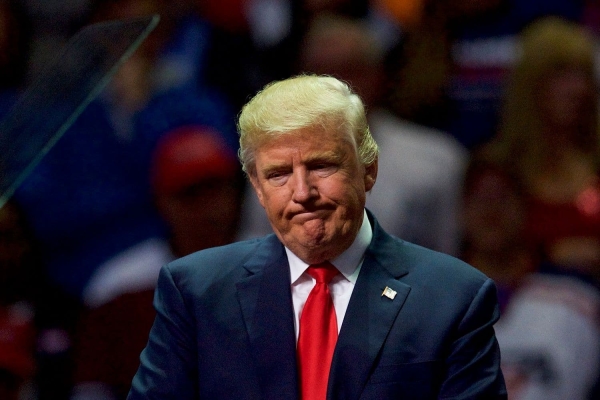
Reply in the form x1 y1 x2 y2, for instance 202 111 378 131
287 209 372 284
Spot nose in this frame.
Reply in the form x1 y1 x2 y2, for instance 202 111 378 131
290 168 317 203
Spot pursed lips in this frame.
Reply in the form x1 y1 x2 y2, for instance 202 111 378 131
288 209 330 223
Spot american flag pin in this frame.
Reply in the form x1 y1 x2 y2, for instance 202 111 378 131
382 286 397 300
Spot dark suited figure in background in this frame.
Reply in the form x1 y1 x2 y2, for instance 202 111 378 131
128 75 506 399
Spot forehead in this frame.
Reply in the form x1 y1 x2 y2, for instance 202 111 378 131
256 125 356 156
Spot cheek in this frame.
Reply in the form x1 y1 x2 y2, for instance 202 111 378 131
260 190 290 216
324 180 366 211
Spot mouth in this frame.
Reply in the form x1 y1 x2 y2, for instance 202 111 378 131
288 207 332 223
286 200 338 222
291 210 323 222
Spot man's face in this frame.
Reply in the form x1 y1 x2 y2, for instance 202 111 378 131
156 178 242 257
249 126 377 264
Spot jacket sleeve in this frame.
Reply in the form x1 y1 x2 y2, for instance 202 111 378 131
127 265 198 399
439 278 507 399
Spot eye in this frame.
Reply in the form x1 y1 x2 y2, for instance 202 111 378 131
312 163 338 177
266 171 290 186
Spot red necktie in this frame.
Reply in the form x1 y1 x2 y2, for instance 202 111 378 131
297 262 339 400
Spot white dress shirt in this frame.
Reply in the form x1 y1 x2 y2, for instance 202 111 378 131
287 209 372 340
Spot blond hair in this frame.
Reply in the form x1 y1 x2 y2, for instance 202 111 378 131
490 16 600 176
237 74 378 176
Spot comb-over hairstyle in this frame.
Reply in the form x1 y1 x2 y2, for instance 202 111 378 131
237 74 378 176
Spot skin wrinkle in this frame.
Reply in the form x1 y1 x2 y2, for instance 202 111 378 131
249 125 377 264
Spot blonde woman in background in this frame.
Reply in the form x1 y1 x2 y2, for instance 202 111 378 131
487 16 600 283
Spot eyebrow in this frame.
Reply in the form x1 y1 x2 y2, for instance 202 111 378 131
304 150 341 164
258 150 342 176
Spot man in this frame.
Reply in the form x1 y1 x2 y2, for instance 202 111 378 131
237 14 468 256
128 75 506 399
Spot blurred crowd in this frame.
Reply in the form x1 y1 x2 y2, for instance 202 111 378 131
1 0 600 399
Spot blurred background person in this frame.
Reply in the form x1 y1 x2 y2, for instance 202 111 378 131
0 200 38 400
461 151 600 399
382 0 589 150
460 154 536 309
70 126 244 400
484 16 600 286
149 127 243 257
202 0 404 113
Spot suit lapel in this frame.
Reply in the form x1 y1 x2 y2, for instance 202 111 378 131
329 214 411 400
236 235 300 400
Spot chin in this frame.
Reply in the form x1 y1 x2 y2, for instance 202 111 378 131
298 231 331 249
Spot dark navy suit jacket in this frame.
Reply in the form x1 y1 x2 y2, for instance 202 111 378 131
128 211 507 399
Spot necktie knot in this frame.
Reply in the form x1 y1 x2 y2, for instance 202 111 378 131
306 262 339 284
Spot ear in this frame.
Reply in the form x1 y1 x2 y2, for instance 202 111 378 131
249 174 266 208
364 159 378 192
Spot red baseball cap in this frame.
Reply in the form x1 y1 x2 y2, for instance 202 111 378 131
151 126 239 195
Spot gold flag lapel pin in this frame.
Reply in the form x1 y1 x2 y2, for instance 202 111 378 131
382 286 397 300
